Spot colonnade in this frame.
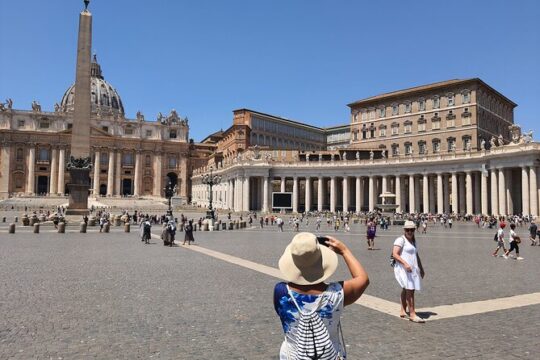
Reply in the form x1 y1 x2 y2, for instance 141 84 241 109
192 165 540 217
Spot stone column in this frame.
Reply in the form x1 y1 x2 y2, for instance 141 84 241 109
342 177 349 212
355 177 361 213
530 166 538 217
133 151 141 196
49 148 58 195
330 177 336 213
459 173 466 214
490 169 498 215
292 177 298 213
451 173 458 214
115 152 122 196
263 176 269 213
305 177 311 212
57 147 65 195
369 176 375 211
395 176 402 212
107 150 114 196
408 175 415 213
522 167 530 216
437 173 443 214
243 176 250 212
414 176 421 213
429 176 436 213
465 171 473 214
381 176 387 194
498 168 506 216
0 143 11 199
422 174 429 213
281 177 286 192
506 169 513 215
481 170 488 215
27 145 36 194
317 177 323 212
93 150 100 195
474 172 481 214
153 152 162 197
443 174 450 214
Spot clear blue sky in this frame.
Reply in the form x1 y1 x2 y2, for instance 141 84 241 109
1 0 539 141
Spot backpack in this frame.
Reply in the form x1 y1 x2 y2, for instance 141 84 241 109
144 222 151 232
493 232 498 242
285 286 344 360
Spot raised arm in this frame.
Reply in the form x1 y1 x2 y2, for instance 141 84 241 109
325 236 369 306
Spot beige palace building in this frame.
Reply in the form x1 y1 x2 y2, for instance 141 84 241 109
191 79 540 217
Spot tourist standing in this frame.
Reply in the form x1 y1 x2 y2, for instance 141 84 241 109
183 220 194 245
274 232 369 359
366 217 377 250
529 221 538 246
392 221 426 323
492 222 508 257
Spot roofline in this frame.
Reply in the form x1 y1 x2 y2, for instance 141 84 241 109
347 78 517 108
233 108 326 132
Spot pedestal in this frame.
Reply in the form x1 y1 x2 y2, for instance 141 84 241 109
66 168 90 215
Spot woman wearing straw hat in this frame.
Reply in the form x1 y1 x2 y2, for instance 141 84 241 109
392 220 426 323
274 232 369 359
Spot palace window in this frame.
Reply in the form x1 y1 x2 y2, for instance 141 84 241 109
353 112 358 122
100 152 108 165
146 130 152 137
447 94 455 106
16 148 23 161
369 110 375 120
391 144 399 157
404 142 412 155
432 119 441 130
404 121 412 134
418 122 426 132
369 124 375 138
432 139 441 153
125 127 134 135
361 111 367 121
447 118 455 128
353 130 358 141
418 141 426 155
462 136 472 151
405 103 411 113
169 130 177 139
392 104 399 116
145 154 151 167
418 99 426 111
379 107 385 118
462 91 471 104
379 127 387 137
39 120 49 129
17 120 25 127
168 157 177 169
433 96 440 109
447 137 456 152
391 124 399 135
462 115 471 126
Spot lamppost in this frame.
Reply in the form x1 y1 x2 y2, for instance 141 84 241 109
202 166 221 220
164 180 177 216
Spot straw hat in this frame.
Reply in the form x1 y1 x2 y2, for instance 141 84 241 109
403 220 416 229
278 232 338 285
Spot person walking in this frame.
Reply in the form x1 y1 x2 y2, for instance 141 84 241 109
492 222 508 257
504 223 523 260
392 221 426 323
528 221 538 246
183 220 194 245
274 232 369 359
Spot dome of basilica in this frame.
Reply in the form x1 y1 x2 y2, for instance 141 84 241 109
60 55 125 116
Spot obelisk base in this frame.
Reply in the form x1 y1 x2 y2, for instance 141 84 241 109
66 168 90 215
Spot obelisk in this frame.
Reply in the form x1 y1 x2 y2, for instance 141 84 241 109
66 0 93 215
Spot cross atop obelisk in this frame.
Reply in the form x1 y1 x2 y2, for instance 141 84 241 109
66 0 93 215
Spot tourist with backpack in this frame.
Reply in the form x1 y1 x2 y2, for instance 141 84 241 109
183 220 194 245
274 232 369 359
492 222 508 257
528 221 538 246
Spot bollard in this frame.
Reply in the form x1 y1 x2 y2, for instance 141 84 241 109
58 222 65 234
203 222 209 231
214 221 220 231
22 215 29 226
235 221 239 230
14 216 18 223
222 222 226 230
193 224 197 231
124 223 130 233
228 222 234 230
33 223 40 233
80 222 87 233
8 223 15 234
104 223 110 233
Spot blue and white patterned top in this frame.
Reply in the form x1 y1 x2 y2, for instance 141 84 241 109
274 282 345 360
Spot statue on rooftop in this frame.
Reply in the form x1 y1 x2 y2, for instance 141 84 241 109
136 111 145 122
490 136 497 148
31 100 41 112
480 139 486 150
497 134 504 147
369 150 374 160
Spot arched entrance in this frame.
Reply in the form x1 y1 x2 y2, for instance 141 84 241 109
166 172 178 188
99 184 107 196
122 179 133 196
37 176 48 195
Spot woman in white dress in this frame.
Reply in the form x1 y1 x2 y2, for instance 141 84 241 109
392 221 426 323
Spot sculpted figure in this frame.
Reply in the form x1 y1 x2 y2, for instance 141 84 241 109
480 139 486 150
497 134 504 146
0 103 5 111
170 109 179 120
31 100 41 112
356 151 360 160
157 112 164 123
6 98 13 109
381 149 386 159
369 150 374 160
54 103 60 112
136 111 145 121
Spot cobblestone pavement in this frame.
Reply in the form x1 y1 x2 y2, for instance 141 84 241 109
1 221 539 359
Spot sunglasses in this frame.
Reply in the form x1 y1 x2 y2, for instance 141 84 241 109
404 229 415 232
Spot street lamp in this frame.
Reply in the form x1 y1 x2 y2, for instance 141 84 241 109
202 166 221 219
164 180 177 216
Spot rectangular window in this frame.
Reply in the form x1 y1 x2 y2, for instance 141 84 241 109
419 100 425 111
102 126 109 133
392 146 399 156
405 144 412 155
39 121 49 129
405 103 411 113
123 153 134 166
433 97 440 109
146 130 152 137
125 127 133 135
432 120 441 130
18 120 25 127
168 157 177 169
404 124 412 133
462 117 471 126
100 153 108 165
419 143 426 154
169 130 177 139
418 123 426 132
391 126 399 135
392 105 399 116
379 128 386 137
433 142 440 153
369 111 375 120
379 108 385 118
447 95 455 106
463 92 471 104
447 119 455 128
361 112 367 121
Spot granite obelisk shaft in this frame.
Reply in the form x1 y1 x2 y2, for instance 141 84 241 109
66 7 92 215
